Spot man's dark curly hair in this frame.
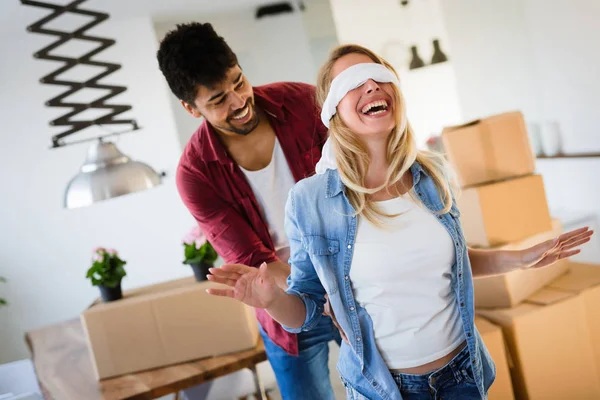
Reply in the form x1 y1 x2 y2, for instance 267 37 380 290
157 22 238 106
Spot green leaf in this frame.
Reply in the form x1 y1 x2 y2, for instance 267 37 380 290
182 241 219 265
0 298 7 306
184 243 196 260
115 265 126 280
204 243 219 263
199 245 207 260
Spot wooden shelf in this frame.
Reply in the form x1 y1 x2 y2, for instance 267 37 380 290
536 153 600 159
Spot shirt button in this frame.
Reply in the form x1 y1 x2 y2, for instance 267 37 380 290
356 337 361 342
468 332 472 337
460 302 465 307
349 306 355 311
344 275 349 280
459 273 462 278
455 242 459 246
438 215 443 219
418 192 423 197
347 244 352 249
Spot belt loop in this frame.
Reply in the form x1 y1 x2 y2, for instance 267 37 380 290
450 348 467 383
391 371 402 388
452 362 463 383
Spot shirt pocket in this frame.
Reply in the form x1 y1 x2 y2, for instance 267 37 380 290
301 235 340 294
302 235 339 255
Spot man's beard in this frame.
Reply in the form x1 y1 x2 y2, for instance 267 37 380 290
219 100 260 136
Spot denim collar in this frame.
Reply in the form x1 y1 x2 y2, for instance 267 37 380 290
325 160 426 198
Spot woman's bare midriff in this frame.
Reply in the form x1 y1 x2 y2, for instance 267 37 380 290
390 341 467 375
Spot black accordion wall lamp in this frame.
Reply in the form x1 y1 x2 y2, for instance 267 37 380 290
21 0 162 209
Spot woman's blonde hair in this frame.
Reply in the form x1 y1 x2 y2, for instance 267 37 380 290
316 44 457 226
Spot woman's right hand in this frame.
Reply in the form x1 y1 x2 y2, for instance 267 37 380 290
206 262 282 309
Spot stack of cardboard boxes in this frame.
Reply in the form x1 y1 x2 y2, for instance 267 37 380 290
442 111 600 399
479 264 600 399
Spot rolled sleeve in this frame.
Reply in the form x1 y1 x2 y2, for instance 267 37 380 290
283 288 324 333
280 188 327 333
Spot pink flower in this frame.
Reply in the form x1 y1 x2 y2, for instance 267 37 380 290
183 226 206 248
93 247 106 254
93 253 104 262
106 249 118 256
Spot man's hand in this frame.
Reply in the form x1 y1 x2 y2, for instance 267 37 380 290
323 294 348 344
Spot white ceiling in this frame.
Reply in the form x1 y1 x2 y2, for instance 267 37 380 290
1 0 285 33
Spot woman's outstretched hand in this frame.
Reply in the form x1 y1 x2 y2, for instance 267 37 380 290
520 227 594 269
206 262 282 309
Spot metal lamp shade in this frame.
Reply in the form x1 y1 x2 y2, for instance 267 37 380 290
64 141 161 209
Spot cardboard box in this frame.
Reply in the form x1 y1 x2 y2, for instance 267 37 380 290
478 279 600 399
441 111 535 188
475 317 515 400
458 174 552 247
474 219 569 308
81 277 259 380
548 263 600 381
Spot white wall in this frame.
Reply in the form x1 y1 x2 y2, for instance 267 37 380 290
440 0 543 123
301 0 341 76
154 5 317 148
329 0 463 146
441 0 600 151
523 0 600 153
0 8 195 365
440 0 600 246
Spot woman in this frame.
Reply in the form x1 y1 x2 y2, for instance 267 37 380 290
206 44 592 399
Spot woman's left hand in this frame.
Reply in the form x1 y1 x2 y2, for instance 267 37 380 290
323 294 348 344
520 227 594 270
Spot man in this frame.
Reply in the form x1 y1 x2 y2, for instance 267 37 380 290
157 22 340 399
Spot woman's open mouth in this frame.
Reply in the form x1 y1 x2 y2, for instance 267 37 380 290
360 99 390 116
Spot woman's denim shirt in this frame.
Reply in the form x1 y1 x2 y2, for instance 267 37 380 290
282 163 496 399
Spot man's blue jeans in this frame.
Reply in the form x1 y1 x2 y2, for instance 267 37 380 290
260 316 342 400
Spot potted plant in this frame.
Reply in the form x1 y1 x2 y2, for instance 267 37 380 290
182 226 218 282
86 247 127 302
0 276 6 306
